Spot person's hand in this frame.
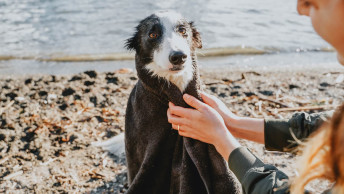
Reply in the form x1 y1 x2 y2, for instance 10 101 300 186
199 92 265 144
167 94 240 159
199 92 239 130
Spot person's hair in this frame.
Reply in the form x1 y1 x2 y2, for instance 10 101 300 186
291 104 344 193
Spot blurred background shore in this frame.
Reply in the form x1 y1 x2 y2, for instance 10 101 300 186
0 0 339 75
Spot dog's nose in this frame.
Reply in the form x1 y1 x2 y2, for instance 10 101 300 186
169 51 187 66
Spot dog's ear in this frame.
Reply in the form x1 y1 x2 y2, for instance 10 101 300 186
125 30 139 51
190 22 202 49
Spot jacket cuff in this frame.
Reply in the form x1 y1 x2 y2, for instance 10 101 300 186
264 119 292 152
227 147 264 183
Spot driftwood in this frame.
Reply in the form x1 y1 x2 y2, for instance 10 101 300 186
0 100 14 115
256 95 290 108
273 105 338 112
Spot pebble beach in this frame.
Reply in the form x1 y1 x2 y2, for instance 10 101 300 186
1 65 344 193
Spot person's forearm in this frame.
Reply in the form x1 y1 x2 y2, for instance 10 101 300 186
214 132 241 160
224 116 265 144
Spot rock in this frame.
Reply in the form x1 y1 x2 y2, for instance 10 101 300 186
90 96 97 107
84 70 97 78
74 94 81 100
289 84 299 89
0 133 5 141
62 88 75 96
69 76 82 82
2 85 10 90
209 86 217 93
106 75 119 85
230 91 240 96
259 90 273 96
47 94 57 103
25 78 32 85
84 81 95 86
218 93 227 98
15 97 25 102
51 75 56 82
320 82 330 87
5 92 17 100
244 92 255 97
38 91 48 96
59 103 68 110
335 74 344 83
95 116 105 123
115 68 132 74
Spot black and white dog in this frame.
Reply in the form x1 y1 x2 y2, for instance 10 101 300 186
126 11 201 92
124 11 239 194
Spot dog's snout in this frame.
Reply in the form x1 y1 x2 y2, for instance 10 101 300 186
169 51 187 66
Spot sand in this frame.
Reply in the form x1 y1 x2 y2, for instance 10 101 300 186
0 66 343 193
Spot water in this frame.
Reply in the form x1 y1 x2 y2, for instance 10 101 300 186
0 0 337 75
0 0 331 56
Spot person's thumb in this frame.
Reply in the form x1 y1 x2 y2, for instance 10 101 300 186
201 92 217 108
183 94 206 111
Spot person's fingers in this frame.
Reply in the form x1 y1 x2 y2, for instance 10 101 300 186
171 123 188 133
183 94 207 111
169 102 193 118
200 92 218 108
171 123 178 130
171 123 189 132
178 129 203 142
167 109 187 125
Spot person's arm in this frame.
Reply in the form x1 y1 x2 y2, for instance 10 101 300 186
167 93 328 194
225 116 265 144
200 92 333 152
264 111 333 151
198 92 265 143
228 147 291 194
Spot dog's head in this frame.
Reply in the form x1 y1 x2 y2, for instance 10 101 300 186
125 11 202 91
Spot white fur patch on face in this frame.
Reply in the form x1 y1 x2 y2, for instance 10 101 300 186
145 60 193 92
146 11 194 92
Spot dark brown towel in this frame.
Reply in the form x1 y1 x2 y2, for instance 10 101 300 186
125 55 241 194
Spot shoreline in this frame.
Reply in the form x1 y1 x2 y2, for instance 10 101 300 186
0 67 343 193
0 51 341 77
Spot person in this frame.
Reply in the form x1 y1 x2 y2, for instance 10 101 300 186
167 0 344 193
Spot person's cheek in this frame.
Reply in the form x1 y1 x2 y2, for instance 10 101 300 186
338 54 344 66
309 9 329 44
313 5 344 64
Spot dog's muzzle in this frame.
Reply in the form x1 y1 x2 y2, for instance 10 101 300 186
169 51 187 71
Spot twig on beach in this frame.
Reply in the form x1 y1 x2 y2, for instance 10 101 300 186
244 71 261 76
3 170 23 180
0 156 9 165
273 105 338 112
255 95 290 108
204 81 225 86
244 103 259 117
0 100 14 115
322 72 343 75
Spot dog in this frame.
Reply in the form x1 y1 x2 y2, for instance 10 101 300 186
124 11 240 194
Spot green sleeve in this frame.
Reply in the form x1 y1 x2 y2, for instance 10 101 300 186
228 147 290 194
264 111 333 152
228 147 333 194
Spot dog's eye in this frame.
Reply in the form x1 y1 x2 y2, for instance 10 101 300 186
149 33 158 39
178 27 186 35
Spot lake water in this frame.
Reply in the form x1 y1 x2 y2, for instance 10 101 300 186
0 0 338 75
